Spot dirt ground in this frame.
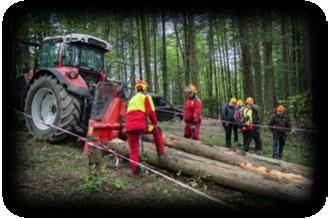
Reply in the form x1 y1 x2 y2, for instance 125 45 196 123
6 117 309 217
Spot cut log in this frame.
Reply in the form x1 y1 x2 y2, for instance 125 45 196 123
144 133 313 179
107 138 311 203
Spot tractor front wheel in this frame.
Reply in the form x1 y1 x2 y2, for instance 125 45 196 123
24 75 83 142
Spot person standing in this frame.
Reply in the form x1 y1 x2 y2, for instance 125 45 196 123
251 102 262 153
241 97 262 153
269 105 295 159
183 84 202 141
220 97 237 148
125 80 166 175
233 99 244 146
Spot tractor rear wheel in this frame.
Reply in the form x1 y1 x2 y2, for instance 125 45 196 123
24 74 83 142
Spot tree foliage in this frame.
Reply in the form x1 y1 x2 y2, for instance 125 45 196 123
10 7 313 125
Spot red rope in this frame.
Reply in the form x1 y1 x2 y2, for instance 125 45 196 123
156 107 315 133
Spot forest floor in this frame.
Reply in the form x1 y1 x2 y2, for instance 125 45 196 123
8 116 314 216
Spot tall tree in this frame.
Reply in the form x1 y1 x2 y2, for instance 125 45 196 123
215 20 227 100
175 33 183 105
250 18 263 107
128 16 136 88
152 13 159 93
141 10 152 89
263 11 276 112
183 11 190 85
237 14 253 98
161 10 168 97
303 13 312 91
188 12 198 87
233 29 238 97
207 13 215 114
223 18 232 98
136 14 143 79
281 12 291 97
115 18 122 80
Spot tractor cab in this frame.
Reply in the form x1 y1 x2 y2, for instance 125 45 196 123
34 34 111 86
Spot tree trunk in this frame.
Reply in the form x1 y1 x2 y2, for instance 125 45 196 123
263 11 276 112
175 33 183 105
129 16 136 88
161 10 168 97
303 14 312 91
223 19 232 98
207 13 214 114
144 133 313 179
281 12 291 98
141 10 152 89
115 19 122 80
249 20 263 107
107 138 311 202
136 15 143 79
215 21 227 101
219 33 229 100
183 12 190 85
233 30 238 97
237 14 253 98
188 12 198 87
153 14 159 93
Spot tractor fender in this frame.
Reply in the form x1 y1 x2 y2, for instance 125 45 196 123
31 68 90 97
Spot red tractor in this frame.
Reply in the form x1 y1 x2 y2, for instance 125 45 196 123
16 33 129 142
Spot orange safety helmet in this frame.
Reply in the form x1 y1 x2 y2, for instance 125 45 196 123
277 105 285 112
134 80 149 91
186 84 197 94
246 97 254 105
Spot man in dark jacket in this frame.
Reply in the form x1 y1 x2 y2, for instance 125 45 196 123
251 103 262 153
220 97 237 147
269 105 294 159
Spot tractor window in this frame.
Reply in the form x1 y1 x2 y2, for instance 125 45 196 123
62 43 79 66
36 40 61 68
62 43 104 72
79 45 104 72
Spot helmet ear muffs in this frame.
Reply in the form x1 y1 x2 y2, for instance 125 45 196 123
134 80 148 92
187 84 197 94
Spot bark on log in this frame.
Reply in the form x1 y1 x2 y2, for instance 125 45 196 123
107 138 311 203
144 133 313 179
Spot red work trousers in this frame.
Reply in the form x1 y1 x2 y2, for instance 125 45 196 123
126 127 165 174
184 123 201 141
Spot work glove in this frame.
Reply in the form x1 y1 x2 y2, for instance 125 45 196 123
147 124 155 133
191 125 196 132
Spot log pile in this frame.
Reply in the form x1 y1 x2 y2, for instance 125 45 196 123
107 133 312 203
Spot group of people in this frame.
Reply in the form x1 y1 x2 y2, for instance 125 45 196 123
220 97 262 153
220 97 295 159
124 81 294 176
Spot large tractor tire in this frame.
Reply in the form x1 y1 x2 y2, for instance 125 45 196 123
24 74 83 142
